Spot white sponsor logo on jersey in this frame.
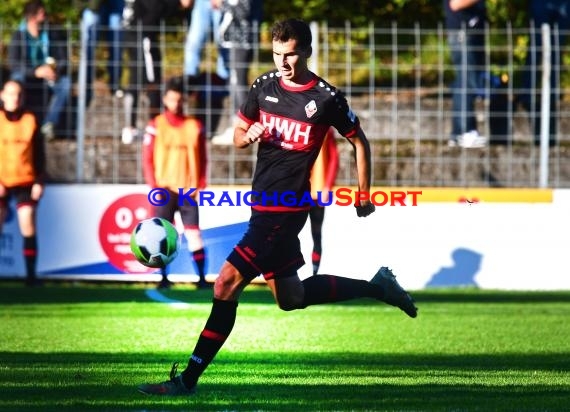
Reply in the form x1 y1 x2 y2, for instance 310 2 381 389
305 100 317 118
261 113 312 147
265 96 279 103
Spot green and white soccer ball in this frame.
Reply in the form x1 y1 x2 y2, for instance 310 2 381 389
130 217 179 268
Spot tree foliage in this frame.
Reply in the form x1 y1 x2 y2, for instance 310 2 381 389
0 0 531 29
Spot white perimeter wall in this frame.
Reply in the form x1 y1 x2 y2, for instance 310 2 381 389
1 185 568 290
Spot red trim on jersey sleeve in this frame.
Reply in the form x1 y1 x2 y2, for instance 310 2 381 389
237 110 255 125
343 126 359 139
143 118 158 188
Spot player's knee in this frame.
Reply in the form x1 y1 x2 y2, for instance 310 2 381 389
277 295 305 311
213 262 246 300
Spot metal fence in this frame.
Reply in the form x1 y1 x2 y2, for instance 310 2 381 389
1 21 569 187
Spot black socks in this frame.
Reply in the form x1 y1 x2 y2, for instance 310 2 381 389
181 298 238 388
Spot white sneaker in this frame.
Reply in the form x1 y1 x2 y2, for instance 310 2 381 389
121 127 138 144
447 138 458 147
41 122 55 141
211 127 235 146
458 130 486 148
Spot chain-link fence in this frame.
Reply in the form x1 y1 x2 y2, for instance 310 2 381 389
1 21 569 187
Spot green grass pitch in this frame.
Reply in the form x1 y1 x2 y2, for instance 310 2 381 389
1 282 569 411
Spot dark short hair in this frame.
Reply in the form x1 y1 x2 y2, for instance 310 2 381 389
271 19 312 51
24 0 45 19
164 77 184 94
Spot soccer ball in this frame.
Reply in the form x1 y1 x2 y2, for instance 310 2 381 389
130 218 179 268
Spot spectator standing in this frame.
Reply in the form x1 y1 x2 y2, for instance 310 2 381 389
183 0 229 81
520 0 570 147
8 0 72 141
78 0 125 106
443 0 487 148
142 77 209 289
0 80 46 287
121 0 191 144
308 129 339 275
211 0 263 145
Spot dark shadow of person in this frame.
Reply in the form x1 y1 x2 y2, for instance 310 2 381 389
427 248 482 287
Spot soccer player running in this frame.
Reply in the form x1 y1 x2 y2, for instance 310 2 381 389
0 79 46 287
138 18 417 396
142 77 209 289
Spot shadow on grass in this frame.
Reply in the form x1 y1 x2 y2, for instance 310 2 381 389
1 281 570 306
1 351 569 412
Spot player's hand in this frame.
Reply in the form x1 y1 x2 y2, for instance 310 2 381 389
34 64 56 82
0 184 6 197
243 122 266 145
31 183 43 201
355 201 375 217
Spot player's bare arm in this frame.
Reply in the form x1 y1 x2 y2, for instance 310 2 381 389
350 128 376 217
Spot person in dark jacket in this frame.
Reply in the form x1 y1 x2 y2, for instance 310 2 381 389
443 0 487 148
77 0 125 105
211 0 263 144
8 0 72 141
120 0 191 144
520 0 570 147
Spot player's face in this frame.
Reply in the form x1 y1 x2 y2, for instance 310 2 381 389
273 39 309 84
162 90 183 114
0 81 23 112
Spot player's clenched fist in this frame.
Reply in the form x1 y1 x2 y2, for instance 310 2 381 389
355 201 376 217
244 122 266 145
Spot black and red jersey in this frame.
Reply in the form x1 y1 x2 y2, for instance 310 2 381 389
238 70 359 210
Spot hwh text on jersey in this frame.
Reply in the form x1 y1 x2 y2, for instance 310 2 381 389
260 111 312 148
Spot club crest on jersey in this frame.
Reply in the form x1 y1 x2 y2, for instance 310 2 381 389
305 100 317 118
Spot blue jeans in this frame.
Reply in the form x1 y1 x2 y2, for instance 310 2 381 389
10 71 70 128
82 1 124 104
183 0 229 79
448 28 485 137
44 75 72 127
521 0 570 144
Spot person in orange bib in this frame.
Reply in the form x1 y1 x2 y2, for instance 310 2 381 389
0 79 46 287
142 77 209 289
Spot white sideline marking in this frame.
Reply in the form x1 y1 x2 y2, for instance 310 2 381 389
145 289 193 309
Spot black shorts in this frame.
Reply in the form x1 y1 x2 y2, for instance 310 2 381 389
227 209 309 281
0 185 36 208
154 190 200 229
